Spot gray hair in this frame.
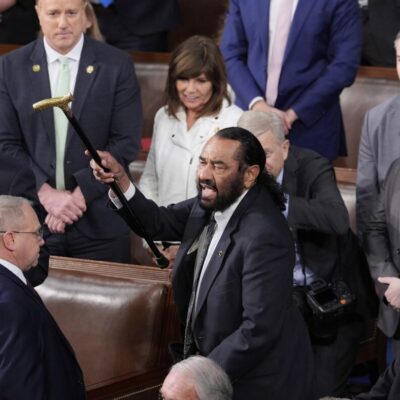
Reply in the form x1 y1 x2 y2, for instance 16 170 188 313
237 110 286 143
395 31 400 44
171 356 233 400
0 196 31 232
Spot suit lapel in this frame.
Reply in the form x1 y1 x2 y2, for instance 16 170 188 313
66 37 97 149
282 151 299 196
0 265 42 306
29 40 54 150
193 187 260 323
284 0 314 62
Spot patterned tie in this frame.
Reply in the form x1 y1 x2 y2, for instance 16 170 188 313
54 57 70 190
183 214 217 359
266 0 294 106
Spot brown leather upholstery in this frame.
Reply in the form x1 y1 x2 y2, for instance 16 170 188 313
37 256 180 400
337 67 400 169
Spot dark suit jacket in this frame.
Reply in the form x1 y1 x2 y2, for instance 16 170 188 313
355 358 400 400
0 0 39 45
362 0 400 67
0 266 85 399
112 0 181 36
220 0 362 160
119 184 315 400
365 157 400 337
283 146 377 318
0 154 49 286
0 36 142 240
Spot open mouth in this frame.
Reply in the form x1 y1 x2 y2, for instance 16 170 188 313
200 182 217 198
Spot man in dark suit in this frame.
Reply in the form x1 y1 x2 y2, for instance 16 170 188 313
90 0 181 52
0 0 142 262
356 32 400 242
238 111 375 397
361 0 400 67
354 358 400 400
89 127 315 400
0 195 85 399
365 157 400 358
0 153 49 286
220 0 362 160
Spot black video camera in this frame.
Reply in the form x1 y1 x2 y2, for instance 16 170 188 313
306 278 355 322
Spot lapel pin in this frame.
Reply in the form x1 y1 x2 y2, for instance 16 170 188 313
32 64 40 72
218 251 224 257
86 65 94 74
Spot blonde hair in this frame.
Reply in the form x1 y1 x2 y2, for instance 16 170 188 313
85 2 104 42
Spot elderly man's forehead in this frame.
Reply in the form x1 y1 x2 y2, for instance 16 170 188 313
161 369 198 400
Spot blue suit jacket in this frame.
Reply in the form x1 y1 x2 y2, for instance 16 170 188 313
0 266 85 399
118 184 315 400
0 36 142 240
220 0 362 160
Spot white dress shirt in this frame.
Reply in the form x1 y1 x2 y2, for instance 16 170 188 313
0 258 27 284
44 34 84 96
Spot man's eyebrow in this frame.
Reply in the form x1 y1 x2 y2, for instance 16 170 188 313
211 160 227 166
199 156 227 166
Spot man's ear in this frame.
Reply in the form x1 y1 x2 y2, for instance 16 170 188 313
282 139 290 161
2 231 16 251
244 165 260 189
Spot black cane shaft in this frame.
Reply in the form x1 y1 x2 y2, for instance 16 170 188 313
62 109 169 269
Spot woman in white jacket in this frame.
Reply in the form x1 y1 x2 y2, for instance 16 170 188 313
138 35 242 265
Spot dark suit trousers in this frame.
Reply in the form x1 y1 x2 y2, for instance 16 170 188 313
44 225 130 263
313 316 364 397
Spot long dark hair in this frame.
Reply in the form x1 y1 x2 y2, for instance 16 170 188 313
215 127 286 211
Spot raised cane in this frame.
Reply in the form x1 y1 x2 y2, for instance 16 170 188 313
33 93 169 268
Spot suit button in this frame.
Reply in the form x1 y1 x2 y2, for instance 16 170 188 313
65 160 71 165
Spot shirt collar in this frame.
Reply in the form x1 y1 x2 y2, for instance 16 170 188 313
214 189 249 227
0 258 27 285
44 34 84 64
276 168 284 185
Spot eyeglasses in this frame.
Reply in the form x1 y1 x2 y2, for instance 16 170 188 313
0 227 44 239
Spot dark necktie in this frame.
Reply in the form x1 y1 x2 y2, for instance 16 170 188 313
183 214 217 358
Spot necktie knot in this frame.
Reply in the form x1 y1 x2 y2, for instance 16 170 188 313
59 56 69 67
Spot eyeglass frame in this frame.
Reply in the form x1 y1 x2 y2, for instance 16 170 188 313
0 227 44 239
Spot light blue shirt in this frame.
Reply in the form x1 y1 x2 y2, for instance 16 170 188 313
278 168 315 287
